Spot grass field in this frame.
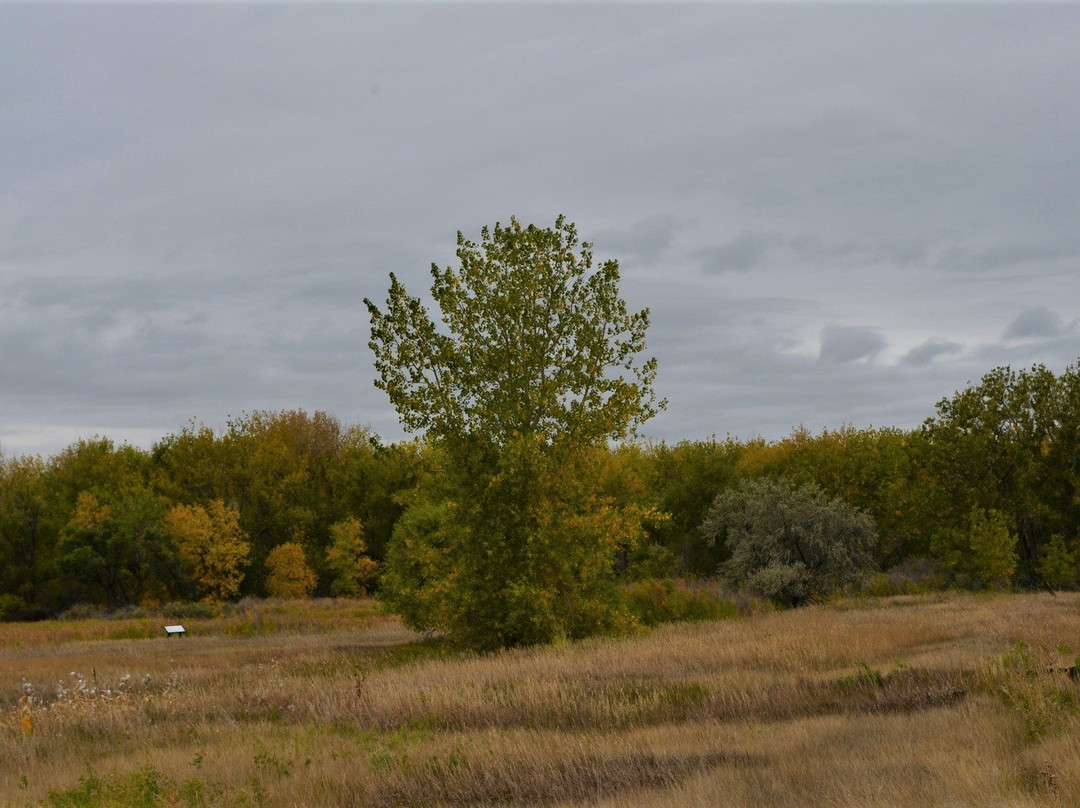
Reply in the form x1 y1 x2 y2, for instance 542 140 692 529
3 592 1080 807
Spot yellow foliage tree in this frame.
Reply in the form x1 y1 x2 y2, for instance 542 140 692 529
265 542 317 599
69 490 113 530
165 500 251 602
324 517 378 596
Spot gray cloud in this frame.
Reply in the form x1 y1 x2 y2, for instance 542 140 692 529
941 241 1080 273
650 324 990 442
903 338 964 366
2 4 1080 456
1004 307 1067 340
699 232 778 274
595 215 682 264
697 231 931 276
818 327 886 365
786 235 929 268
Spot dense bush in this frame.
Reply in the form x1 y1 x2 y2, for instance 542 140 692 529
624 578 738 627
704 478 877 606
1039 533 1079 590
861 558 945 596
0 593 28 621
161 600 222 620
931 506 1019 589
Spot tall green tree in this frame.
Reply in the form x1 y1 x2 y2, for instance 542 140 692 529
225 409 342 579
0 455 51 618
923 362 1079 578
366 216 663 649
642 438 744 574
46 439 174 609
324 516 378 596
326 428 421 563
931 506 1019 589
56 485 173 607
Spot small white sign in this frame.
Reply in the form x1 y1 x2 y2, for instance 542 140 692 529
164 625 186 636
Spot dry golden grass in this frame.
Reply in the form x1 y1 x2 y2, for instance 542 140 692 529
3 592 1080 806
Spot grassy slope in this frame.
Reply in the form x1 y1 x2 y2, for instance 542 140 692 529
3 593 1080 807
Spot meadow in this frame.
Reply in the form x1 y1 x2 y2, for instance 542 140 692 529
3 592 1080 807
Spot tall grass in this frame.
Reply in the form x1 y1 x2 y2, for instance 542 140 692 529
3 593 1080 806
0 598 385 649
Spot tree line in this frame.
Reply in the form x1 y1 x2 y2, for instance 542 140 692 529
2 361 1078 622
2 217 1079 650
0 411 417 619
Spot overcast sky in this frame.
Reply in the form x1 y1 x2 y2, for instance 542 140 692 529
2 3 1079 458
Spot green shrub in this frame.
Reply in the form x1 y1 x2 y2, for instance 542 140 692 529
624 542 679 581
48 766 167 808
931 508 1018 589
837 661 885 690
379 500 454 635
967 508 1017 587
0 593 28 621
624 578 737 627
162 600 222 619
863 573 899 597
58 603 107 621
1038 533 1078 590
983 641 1080 741
704 478 877 606
862 559 944 596
46 765 265 808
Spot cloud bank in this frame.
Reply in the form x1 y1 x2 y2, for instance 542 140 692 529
2 5 1079 456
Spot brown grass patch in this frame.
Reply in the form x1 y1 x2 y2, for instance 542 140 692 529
4 592 1080 807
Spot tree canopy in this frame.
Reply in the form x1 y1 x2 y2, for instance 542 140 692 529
922 362 1080 581
366 216 661 447
366 217 663 649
